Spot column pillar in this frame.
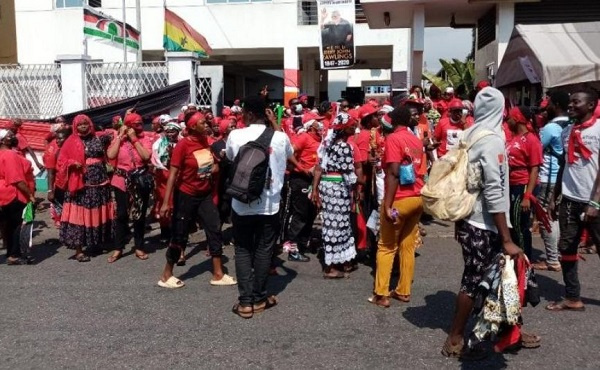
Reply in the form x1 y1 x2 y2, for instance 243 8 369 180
284 46 300 106
301 54 316 97
497 3 515 67
392 38 408 93
408 4 424 89
57 54 91 114
166 51 199 105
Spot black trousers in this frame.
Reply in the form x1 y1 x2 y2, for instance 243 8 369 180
114 186 150 251
0 200 26 259
509 184 538 259
284 173 316 250
232 212 280 306
165 190 223 264
557 198 600 300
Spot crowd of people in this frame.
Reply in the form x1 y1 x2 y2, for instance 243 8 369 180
1 82 599 360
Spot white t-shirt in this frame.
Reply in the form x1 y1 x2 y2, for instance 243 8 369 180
561 119 600 202
226 123 293 216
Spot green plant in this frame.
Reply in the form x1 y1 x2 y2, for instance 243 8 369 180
423 58 475 99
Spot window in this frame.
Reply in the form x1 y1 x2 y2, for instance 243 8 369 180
206 0 270 4
56 0 101 8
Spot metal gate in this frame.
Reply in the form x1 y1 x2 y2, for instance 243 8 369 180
194 65 224 115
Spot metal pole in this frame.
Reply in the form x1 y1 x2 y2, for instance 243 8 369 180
122 0 127 62
136 0 142 62
83 0 89 56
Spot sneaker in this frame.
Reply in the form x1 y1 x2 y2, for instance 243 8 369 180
288 251 310 262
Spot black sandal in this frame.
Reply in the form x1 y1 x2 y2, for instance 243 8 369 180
76 254 91 263
253 296 278 313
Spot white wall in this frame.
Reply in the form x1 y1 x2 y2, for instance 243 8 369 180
15 0 406 63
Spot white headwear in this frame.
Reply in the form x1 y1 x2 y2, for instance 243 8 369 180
158 114 174 125
378 105 394 114
0 129 8 140
231 105 242 114
445 87 455 94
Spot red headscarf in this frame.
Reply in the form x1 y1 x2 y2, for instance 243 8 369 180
124 113 143 129
57 114 95 192
508 107 534 133
219 119 231 136
186 112 206 131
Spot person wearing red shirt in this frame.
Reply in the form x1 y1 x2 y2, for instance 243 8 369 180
158 111 236 289
106 113 153 263
44 129 71 227
506 106 543 259
433 99 473 158
10 119 45 171
282 112 324 262
0 129 36 265
369 106 424 308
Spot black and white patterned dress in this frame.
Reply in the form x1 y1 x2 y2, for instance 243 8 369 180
319 140 356 265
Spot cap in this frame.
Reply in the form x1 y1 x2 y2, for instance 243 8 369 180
476 80 490 90
445 87 455 94
302 111 324 124
358 104 378 119
448 99 464 111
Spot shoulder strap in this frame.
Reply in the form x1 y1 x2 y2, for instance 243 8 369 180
254 127 275 148
466 129 497 151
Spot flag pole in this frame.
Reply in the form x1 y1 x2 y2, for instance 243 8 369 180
83 0 89 56
122 0 127 62
136 0 142 62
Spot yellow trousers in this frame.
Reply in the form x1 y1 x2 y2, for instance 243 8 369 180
374 196 423 296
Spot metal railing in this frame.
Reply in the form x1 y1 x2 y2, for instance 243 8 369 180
85 61 168 108
194 76 213 109
298 0 367 26
0 64 63 119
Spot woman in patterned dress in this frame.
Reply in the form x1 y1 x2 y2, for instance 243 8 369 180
311 112 364 278
57 114 114 262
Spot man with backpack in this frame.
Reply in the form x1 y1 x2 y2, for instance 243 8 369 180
226 96 294 319
441 87 524 359
532 90 569 272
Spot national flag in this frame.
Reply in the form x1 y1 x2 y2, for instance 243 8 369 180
84 7 140 50
163 8 212 58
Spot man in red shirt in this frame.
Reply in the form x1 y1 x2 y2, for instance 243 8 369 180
10 119 44 171
282 112 324 262
433 99 473 158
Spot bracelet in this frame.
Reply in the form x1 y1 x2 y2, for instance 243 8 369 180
130 138 139 144
523 192 535 201
588 200 600 210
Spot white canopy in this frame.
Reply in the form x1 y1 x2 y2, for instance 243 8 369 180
495 22 600 88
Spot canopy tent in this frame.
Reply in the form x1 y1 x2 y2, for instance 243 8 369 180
495 22 600 89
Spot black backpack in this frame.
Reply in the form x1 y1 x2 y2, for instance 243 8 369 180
226 127 275 203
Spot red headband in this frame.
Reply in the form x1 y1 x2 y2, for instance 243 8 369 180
124 113 143 127
186 112 206 130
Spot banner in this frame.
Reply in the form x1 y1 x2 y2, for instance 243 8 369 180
317 0 355 69
84 7 140 50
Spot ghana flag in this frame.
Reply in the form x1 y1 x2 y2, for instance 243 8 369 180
83 7 140 50
163 8 212 58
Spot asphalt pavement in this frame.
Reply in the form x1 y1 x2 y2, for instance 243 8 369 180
0 204 599 369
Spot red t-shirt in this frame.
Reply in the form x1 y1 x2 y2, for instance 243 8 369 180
170 136 215 197
293 132 321 172
43 140 67 190
348 140 362 164
383 127 425 199
348 129 369 163
433 116 473 157
0 149 28 205
506 132 543 185
16 132 29 153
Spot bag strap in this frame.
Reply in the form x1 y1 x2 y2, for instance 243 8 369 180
254 127 275 149
465 129 498 151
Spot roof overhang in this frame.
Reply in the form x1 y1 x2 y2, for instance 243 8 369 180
360 0 539 29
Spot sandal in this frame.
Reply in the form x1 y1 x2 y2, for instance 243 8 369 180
441 338 464 358
367 295 390 308
545 300 585 312
76 254 91 263
6 258 26 266
532 261 561 271
520 332 541 349
134 250 149 261
390 291 411 302
232 303 253 319
107 251 122 263
157 276 185 289
253 295 278 313
176 255 186 266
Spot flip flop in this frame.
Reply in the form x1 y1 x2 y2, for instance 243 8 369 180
76 254 91 263
323 271 347 279
157 276 185 289
389 291 411 302
441 339 464 358
520 332 541 349
367 295 390 308
545 301 585 312
107 252 122 264
210 274 237 286
134 251 149 261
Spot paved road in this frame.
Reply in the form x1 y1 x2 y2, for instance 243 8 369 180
0 204 599 369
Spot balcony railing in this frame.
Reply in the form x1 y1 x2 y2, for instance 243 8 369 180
298 0 367 26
